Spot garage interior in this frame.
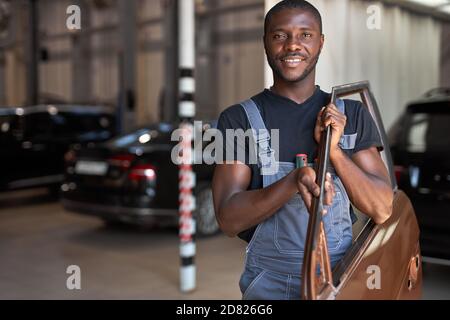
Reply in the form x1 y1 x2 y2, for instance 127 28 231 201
1 0 450 300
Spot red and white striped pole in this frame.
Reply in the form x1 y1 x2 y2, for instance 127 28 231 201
178 0 196 293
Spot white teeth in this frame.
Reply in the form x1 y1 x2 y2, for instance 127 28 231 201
284 59 303 63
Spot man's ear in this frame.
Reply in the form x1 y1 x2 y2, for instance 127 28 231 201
263 35 269 54
320 34 325 51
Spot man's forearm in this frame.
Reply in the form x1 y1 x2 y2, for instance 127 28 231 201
330 148 393 224
217 171 298 237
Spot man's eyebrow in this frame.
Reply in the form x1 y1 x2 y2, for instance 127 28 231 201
270 28 288 33
269 27 316 33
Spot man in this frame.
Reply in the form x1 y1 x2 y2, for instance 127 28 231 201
212 0 393 300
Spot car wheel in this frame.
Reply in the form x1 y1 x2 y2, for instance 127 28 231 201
194 183 219 237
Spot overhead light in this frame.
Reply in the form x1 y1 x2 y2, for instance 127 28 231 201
408 0 450 7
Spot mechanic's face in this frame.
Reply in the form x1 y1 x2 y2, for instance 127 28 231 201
264 9 324 84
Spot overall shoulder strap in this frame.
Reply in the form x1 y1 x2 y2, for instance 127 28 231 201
240 99 276 175
240 99 268 141
335 98 358 149
335 98 345 114
334 98 358 224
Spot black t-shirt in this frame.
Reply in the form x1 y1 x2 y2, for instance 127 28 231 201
217 86 382 242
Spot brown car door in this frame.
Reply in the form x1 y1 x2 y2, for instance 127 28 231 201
301 81 422 300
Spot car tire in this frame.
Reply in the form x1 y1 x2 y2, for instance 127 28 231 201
194 182 219 237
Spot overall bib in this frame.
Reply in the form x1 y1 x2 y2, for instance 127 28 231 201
238 99 354 300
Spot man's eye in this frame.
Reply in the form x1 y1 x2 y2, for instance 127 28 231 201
303 33 312 38
274 34 286 40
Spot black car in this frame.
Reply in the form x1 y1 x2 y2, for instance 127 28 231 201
389 88 450 262
61 122 219 236
0 104 116 193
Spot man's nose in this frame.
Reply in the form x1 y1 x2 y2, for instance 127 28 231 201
285 35 303 51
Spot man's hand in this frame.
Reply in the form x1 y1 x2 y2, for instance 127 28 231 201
295 167 335 215
314 103 347 156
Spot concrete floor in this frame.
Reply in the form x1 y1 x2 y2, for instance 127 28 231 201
0 189 449 300
0 189 246 300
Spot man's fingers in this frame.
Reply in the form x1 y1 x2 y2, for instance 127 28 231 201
317 106 326 118
297 167 319 212
324 173 335 206
297 168 337 214
316 106 347 136
322 114 335 127
298 183 313 212
322 113 345 127
316 107 326 130
327 103 338 112
325 103 344 115
321 106 346 124
324 181 332 205
302 175 320 198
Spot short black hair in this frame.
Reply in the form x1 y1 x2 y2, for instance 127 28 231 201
264 0 323 35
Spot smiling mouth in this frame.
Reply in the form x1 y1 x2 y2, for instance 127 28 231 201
281 57 305 63
280 57 306 67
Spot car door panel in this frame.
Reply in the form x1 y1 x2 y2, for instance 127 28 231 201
334 191 421 299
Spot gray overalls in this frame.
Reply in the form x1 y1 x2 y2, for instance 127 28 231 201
238 98 354 300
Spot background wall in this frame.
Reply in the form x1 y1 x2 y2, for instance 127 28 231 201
136 0 164 125
214 0 265 114
315 0 441 130
441 23 450 87
0 0 447 132
2 1 28 107
39 0 73 103
39 0 162 127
